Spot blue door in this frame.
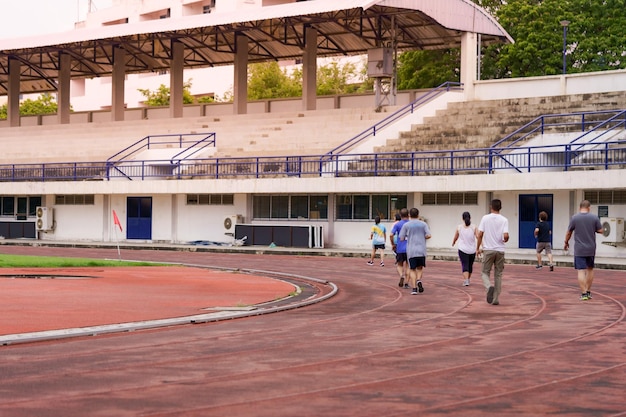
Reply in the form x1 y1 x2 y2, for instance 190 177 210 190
519 194 553 249
126 197 152 239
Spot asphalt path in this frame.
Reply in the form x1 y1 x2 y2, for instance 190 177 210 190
0 246 624 416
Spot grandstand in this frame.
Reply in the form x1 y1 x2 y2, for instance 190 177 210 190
0 0 625 259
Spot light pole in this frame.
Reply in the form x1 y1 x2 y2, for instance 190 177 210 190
560 20 570 74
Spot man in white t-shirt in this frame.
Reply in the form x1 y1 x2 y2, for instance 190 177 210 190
476 199 509 305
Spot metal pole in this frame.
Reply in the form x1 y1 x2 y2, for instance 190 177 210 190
560 20 570 74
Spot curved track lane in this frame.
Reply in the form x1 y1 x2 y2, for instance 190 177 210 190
0 246 624 416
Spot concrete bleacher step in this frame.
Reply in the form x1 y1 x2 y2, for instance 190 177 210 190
1 106 392 164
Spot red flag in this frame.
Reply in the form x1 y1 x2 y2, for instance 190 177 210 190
112 210 123 232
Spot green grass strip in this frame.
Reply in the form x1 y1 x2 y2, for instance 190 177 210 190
0 254 167 268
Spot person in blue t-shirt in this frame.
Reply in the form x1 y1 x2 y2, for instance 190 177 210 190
368 216 387 266
390 208 409 287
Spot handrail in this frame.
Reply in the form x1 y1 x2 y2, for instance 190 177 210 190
324 81 463 156
169 133 217 164
106 133 216 163
491 109 626 151
2 139 625 182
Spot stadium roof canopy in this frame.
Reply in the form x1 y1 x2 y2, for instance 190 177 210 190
0 0 512 94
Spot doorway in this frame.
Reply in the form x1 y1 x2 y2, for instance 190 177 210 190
519 194 553 249
126 197 152 240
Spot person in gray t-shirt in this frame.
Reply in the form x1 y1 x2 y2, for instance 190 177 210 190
399 208 431 295
564 200 603 301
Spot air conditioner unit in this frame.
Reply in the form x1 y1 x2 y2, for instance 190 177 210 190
36 206 54 231
601 217 624 243
224 214 244 234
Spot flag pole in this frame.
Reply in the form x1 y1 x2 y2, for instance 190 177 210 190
112 209 122 261
114 225 121 261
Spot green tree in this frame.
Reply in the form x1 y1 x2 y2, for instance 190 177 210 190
316 60 360 95
247 61 301 100
138 79 195 106
396 49 460 90
397 0 626 86
0 93 61 119
486 0 626 77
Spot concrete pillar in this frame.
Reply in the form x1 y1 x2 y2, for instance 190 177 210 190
233 34 248 115
58 52 71 124
112 47 126 122
460 32 478 100
8 58 21 127
170 41 184 118
302 26 317 111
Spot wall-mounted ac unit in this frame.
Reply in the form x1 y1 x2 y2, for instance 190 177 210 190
601 217 624 243
36 206 54 231
224 214 244 234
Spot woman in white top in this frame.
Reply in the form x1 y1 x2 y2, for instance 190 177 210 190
452 211 479 286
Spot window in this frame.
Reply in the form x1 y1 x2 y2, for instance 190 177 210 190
271 196 289 218
1 196 15 216
186 194 234 205
336 194 408 220
585 190 626 205
422 192 478 205
291 196 309 219
55 195 95 205
253 195 328 220
0 196 43 216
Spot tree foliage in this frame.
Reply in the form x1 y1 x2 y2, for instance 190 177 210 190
397 0 626 88
247 61 301 100
138 79 195 106
0 93 60 119
246 59 369 100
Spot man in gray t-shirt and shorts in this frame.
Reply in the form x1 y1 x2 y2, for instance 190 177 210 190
564 200 603 301
399 208 431 295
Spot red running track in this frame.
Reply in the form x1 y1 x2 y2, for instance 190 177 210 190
0 245 624 417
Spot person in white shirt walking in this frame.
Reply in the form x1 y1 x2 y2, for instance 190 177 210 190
476 199 509 305
452 211 479 286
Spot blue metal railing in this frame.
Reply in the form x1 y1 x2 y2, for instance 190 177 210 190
2 139 625 182
324 81 463 156
105 133 216 180
492 109 626 150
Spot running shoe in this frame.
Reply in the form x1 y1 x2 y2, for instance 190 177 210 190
380 262 385 267
367 260 374 266
404 283 410 289
487 286 495 304
549 265 554 271
417 281 424 293
411 288 418 295
535 265 543 269
586 291 592 299
463 279 470 286
579 293 589 301
398 277 404 287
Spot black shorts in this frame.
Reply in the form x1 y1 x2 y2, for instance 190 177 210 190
408 256 426 269
373 244 385 250
395 252 408 264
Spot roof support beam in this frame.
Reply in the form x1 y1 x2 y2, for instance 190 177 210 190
170 40 184 119
233 34 248 115
302 26 317 111
58 52 71 124
8 58 20 127
112 46 126 122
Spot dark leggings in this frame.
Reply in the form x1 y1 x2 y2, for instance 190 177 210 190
458 250 476 273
